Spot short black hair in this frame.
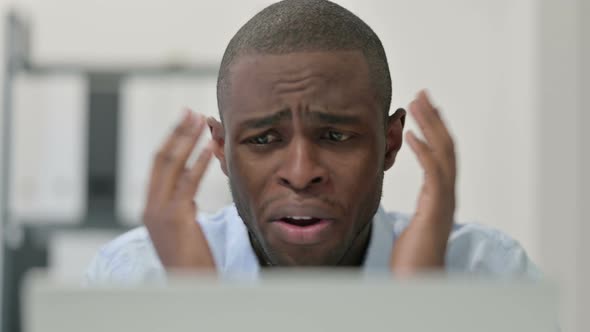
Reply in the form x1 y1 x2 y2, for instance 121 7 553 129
216 0 392 121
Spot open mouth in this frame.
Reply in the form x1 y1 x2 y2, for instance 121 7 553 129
279 216 322 227
272 216 332 244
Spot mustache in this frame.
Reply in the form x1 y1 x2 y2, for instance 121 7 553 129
259 192 343 215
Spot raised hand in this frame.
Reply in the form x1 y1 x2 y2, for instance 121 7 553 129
390 90 457 274
142 110 216 269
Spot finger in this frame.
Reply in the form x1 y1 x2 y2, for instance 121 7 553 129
418 91 453 149
417 91 456 172
176 140 215 199
159 113 207 199
409 100 439 152
147 110 192 204
418 90 438 118
149 110 206 203
410 92 443 145
410 92 455 160
406 130 437 177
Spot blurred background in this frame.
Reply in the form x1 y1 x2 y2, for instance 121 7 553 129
0 0 587 331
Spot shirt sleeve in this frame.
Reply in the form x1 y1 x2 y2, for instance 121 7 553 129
85 248 125 285
445 223 542 279
499 240 542 278
84 227 166 286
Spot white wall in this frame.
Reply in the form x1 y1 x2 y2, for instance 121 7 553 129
15 0 275 66
536 0 584 330
578 0 589 330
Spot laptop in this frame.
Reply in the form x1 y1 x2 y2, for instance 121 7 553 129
22 270 558 332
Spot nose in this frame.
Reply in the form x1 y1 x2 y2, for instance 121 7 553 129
277 137 327 191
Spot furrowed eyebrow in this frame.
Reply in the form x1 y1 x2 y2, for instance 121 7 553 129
307 111 360 125
237 109 360 130
240 109 292 129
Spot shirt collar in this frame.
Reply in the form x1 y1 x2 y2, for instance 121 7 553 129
362 206 394 271
222 205 393 276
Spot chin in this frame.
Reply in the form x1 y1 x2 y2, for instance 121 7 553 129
267 244 343 266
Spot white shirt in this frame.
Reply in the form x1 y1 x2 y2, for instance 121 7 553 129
86 205 541 284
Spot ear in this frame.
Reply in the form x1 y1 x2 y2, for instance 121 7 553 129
207 116 228 176
384 108 406 170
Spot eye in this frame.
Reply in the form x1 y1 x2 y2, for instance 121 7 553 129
321 130 352 142
247 132 281 145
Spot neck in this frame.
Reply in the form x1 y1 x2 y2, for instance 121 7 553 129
250 221 373 267
337 220 372 266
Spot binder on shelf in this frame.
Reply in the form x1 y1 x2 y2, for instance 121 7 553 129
9 73 88 224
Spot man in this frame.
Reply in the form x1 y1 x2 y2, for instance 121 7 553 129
87 0 539 282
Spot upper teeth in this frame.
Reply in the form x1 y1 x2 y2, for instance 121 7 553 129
287 216 313 220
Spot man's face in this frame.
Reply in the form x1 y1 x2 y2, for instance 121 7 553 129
218 50 398 266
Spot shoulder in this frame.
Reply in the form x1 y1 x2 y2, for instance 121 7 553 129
85 205 238 285
380 210 541 278
445 223 541 277
85 227 163 284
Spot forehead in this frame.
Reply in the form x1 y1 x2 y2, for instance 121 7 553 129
230 49 370 78
223 50 378 124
